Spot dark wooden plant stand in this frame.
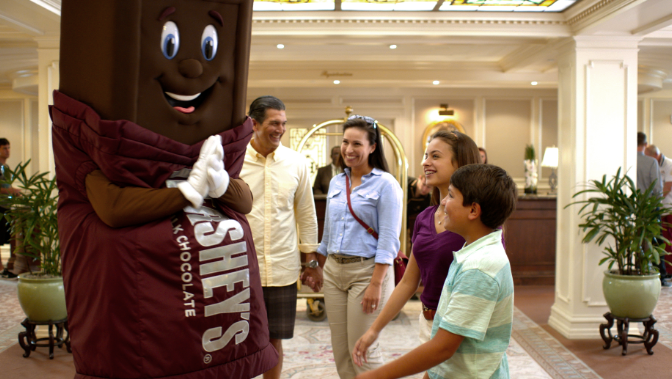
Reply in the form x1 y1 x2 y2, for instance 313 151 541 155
18 318 71 359
599 312 658 355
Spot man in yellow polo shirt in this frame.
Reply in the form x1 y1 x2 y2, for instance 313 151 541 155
241 96 321 379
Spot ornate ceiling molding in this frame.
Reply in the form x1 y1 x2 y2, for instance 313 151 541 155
253 18 566 27
566 0 642 30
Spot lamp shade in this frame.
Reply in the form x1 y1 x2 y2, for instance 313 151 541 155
541 146 558 168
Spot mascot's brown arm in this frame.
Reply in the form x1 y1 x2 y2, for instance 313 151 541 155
86 170 252 228
215 178 253 214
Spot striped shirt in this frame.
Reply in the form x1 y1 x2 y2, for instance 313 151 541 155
429 229 513 379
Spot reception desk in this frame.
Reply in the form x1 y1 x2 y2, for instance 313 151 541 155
504 195 557 285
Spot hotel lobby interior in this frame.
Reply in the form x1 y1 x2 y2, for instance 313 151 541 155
2 0 672 378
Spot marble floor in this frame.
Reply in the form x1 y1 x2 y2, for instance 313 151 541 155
7 278 668 379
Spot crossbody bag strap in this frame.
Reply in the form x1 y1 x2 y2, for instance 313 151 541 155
345 174 379 240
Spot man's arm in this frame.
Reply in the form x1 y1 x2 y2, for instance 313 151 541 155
355 328 464 379
295 157 321 288
295 158 319 252
651 161 663 197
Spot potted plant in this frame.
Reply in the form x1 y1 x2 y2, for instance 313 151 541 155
1 160 65 323
567 167 669 318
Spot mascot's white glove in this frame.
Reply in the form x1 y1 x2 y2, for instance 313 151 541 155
178 135 220 208
207 149 230 199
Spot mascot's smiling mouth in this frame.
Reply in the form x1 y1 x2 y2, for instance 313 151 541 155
164 85 214 114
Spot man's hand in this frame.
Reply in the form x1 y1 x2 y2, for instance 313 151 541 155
300 252 324 292
300 266 323 292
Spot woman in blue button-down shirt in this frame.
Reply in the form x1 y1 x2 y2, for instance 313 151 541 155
316 115 403 379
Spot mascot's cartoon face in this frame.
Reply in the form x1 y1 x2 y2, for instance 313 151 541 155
137 1 242 144
59 0 252 145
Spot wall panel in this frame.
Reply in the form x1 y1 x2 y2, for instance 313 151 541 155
485 99 532 178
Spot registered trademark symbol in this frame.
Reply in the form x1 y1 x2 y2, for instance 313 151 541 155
204 354 212 364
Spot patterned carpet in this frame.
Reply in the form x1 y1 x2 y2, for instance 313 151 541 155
1 278 671 379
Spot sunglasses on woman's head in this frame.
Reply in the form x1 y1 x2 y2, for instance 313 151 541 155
347 114 377 129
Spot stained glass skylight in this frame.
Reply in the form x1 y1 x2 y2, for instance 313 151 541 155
252 0 578 12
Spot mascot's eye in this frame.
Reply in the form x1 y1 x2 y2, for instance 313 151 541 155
161 21 180 59
201 25 218 61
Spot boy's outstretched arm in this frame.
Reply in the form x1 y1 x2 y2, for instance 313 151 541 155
354 328 465 379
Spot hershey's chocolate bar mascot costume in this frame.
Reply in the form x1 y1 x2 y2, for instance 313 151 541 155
50 1 278 377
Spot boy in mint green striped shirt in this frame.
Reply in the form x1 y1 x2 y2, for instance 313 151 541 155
353 164 517 379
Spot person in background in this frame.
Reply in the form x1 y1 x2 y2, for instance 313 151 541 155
240 96 321 379
644 144 672 287
0 138 21 278
637 132 662 197
353 164 517 379
407 174 431 217
314 145 342 194
478 147 487 164
406 174 432 250
316 114 402 379
352 131 481 358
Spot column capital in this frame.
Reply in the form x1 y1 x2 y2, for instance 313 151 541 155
572 35 642 50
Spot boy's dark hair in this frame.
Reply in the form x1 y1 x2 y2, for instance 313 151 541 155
248 96 286 125
450 164 517 229
0 138 9 147
341 116 389 173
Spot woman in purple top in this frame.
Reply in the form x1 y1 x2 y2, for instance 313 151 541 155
352 130 481 365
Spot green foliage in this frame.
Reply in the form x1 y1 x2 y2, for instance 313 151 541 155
524 144 536 161
566 167 670 275
0 161 60 276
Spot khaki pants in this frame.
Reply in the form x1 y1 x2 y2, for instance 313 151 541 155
323 256 394 379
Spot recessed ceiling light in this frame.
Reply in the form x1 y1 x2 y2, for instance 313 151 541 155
531 81 538 86
389 45 397 50
433 80 440 85
277 44 285 49
333 80 340 85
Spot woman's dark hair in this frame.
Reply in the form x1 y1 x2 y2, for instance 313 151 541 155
478 147 488 164
429 130 480 205
341 116 389 173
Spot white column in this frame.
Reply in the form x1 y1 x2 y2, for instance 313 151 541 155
35 36 59 177
549 36 640 339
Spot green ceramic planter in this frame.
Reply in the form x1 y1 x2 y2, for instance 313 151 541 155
602 271 661 319
17 273 67 322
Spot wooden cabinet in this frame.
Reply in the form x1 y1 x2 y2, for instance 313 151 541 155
503 196 556 285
